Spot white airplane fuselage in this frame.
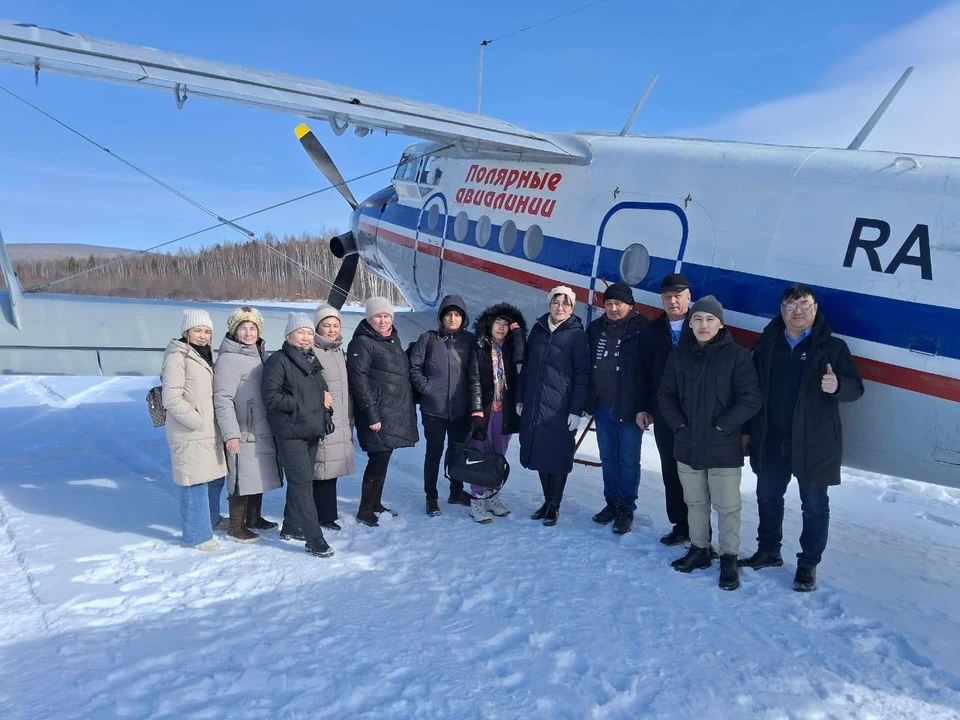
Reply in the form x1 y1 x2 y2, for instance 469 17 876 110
353 133 960 487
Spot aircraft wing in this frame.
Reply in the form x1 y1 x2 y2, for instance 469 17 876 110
0 20 587 161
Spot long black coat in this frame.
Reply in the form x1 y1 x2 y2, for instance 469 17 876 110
637 311 692 420
346 320 419 454
517 314 591 474
585 310 649 421
261 342 331 441
749 313 864 485
658 329 762 470
408 296 476 420
468 303 527 435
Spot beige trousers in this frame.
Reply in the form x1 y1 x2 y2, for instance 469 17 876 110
677 462 742 556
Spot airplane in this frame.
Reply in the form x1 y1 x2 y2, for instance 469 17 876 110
0 21 957 489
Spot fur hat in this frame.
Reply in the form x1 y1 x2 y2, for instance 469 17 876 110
226 306 264 337
603 282 635 305
365 296 394 320
690 295 724 324
284 312 314 338
314 304 342 329
181 308 213 336
548 285 576 308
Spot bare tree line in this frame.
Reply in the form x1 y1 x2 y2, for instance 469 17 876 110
6 231 407 305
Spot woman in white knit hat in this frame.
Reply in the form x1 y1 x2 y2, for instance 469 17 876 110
346 296 419 526
262 312 336 558
213 306 282 544
161 308 228 551
311 304 355 530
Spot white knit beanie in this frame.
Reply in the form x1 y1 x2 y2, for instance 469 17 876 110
314 303 342 328
365 296 394 320
548 285 576 308
181 308 214 335
284 312 314 338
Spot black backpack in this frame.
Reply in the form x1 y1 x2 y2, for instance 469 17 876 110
406 331 438 405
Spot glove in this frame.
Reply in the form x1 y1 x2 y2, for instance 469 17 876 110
324 409 336 436
567 413 582 432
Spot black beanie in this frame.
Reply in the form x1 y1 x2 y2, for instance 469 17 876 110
603 282 635 305
690 295 724 324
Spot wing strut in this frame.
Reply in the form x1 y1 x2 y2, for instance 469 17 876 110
847 67 913 151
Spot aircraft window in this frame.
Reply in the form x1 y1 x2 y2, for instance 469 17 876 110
419 156 443 185
454 211 469 242
524 224 544 260
394 154 418 182
499 220 518 254
427 204 441 231
476 215 492 247
620 243 650 285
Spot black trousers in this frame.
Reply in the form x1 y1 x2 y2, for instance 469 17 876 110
653 415 689 535
313 478 338 524
359 450 393 517
538 472 568 508
277 437 325 547
422 414 471 501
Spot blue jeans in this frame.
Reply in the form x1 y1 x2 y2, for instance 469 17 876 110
594 404 642 511
756 438 830 568
208 476 225 525
181 482 216 545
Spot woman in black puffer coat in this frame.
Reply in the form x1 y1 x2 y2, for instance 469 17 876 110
262 312 335 558
346 297 419 526
517 286 590 526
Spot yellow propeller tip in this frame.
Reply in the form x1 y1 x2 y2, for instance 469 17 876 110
294 123 311 140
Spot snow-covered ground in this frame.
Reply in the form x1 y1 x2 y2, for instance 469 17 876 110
1 375 959 719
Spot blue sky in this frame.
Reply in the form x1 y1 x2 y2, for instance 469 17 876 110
0 0 951 250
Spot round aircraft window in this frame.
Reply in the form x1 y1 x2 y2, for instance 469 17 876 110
426 204 441 232
524 224 544 260
620 243 650 285
499 219 518 254
476 215 492 247
454 211 469 242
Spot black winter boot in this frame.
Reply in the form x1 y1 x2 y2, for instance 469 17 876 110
306 536 334 558
245 493 279 531
542 504 560 527
530 502 549 520
794 565 817 592
738 550 784 569
671 546 712 573
659 527 690 546
356 480 380 527
612 507 634 535
426 499 441 517
719 554 740 590
227 496 259 543
592 502 617 525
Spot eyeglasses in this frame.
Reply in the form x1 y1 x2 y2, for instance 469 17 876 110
550 299 572 308
782 301 815 313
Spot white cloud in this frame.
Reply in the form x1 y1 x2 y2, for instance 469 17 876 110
682 2 960 158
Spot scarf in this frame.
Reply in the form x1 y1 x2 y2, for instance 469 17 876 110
490 340 506 412
189 342 213 367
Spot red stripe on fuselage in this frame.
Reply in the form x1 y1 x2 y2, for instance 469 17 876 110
367 221 960 403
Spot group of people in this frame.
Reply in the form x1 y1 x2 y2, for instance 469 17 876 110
159 272 863 593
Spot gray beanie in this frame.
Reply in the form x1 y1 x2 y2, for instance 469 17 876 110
690 295 724 324
314 303 342 329
365 296 394 320
181 308 213 335
284 312 314 338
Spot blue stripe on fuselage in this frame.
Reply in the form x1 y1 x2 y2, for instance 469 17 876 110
365 205 958 362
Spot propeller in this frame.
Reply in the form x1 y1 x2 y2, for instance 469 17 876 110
295 123 360 309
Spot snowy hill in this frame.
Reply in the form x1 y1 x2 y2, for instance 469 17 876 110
1 375 958 719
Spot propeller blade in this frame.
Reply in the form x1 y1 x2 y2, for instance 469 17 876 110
328 253 360 310
295 123 358 210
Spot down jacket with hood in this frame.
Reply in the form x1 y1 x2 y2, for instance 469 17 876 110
313 331 356 480
408 294 476 420
161 338 228 487
468 303 527 435
213 335 282 496
261 342 332 441
517 313 591 474
347 319 420 454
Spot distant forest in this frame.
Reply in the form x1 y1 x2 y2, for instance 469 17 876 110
6 231 406 305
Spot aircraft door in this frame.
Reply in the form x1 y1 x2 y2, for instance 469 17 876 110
413 193 448 305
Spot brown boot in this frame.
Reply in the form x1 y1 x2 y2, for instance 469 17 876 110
227 495 260 543
245 493 278 531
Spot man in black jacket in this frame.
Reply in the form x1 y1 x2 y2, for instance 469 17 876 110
409 294 476 515
740 284 864 592
586 282 649 534
637 273 694 545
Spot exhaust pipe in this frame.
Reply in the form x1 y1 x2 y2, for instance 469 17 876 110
330 230 358 259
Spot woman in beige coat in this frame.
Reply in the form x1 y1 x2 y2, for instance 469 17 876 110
213 306 283 544
312 304 356 531
161 309 228 551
